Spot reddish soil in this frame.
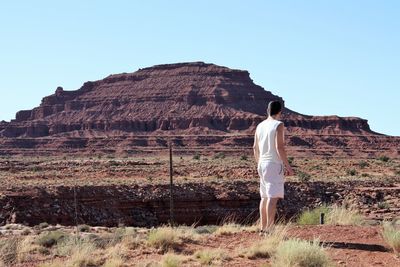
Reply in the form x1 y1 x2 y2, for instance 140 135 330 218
106 226 400 266
9 225 398 266
288 225 399 267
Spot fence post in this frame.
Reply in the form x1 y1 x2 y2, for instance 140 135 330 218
169 142 174 226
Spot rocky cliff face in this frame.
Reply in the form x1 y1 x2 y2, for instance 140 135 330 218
1 181 398 226
0 62 398 156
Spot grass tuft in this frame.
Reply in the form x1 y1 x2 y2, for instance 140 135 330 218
273 239 332 267
0 237 20 266
214 223 242 236
194 248 230 265
147 227 181 251
297 205 330 225
297 171 311 182
328 205 364 226
161 253 186 267
382 220 400 254
35 230 69 248
243 225 288 259
298 205 364 226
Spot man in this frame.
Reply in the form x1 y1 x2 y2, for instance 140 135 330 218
253 100 294 234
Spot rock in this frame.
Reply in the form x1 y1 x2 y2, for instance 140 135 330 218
0 62 398 157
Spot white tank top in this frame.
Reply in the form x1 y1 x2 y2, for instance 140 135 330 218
255 119 283 163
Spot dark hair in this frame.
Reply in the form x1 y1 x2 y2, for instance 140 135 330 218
267 101 282 116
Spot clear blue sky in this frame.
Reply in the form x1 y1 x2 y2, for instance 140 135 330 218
0 1 399 136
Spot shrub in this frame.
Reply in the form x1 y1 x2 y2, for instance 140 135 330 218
378 155 390 162
193 153 201 160
346 168 357 176
297 205 364 226
240 155 248 161
382 221 400 254
288 156 294 165
213 152 226 159
297 205 330 225
38 222 49 229
77 224 91 232
273 239 331 267
377 201 390 209
147 227 181 251
297 171 311 183
36 230 68 248
358 160 369 168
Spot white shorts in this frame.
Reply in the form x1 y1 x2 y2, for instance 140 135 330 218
258 161 284 199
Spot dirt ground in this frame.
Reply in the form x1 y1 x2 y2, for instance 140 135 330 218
0 155 399 188
3 225 398 267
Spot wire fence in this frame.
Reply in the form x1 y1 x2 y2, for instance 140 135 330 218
0 143 221 264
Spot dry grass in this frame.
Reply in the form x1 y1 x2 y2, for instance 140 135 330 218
242 224 288 259
17 235 40 263
147 227 182 251
298 205 364 226
327 205 364 226
161 253 188 267
273 239 332 267
0 237 20 266
194 248 230 265
214 223 243 236
382 220 400 254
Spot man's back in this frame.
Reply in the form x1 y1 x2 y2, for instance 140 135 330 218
256 119 283 163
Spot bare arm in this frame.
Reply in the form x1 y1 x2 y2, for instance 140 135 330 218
253 131 260 164
276 123 294 176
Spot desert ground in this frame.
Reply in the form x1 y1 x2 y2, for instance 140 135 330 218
0 153 399 266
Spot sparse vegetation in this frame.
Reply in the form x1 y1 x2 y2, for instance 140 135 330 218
377 201 390 209
298 205 330 225
214 223 242 236
0 237 19 266
36 230 69 248
346 168 357 176
195 225 218 235
382 221 400 254
328 205 364 226
162 253 186 267
358 160 369 168
193 153 201 160
147 227 181 251
213 152 226 159
298 205 364 226
297 171 311 182
378 155 390 162
242 225 288 259
77 224 91 232
38 222 49 229
273 239 332 267
194 248 230 265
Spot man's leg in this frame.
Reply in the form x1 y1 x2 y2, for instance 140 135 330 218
259 198 267 231
266 197 279 229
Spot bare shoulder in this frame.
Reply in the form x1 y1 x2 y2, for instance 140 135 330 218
277 121 285 130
